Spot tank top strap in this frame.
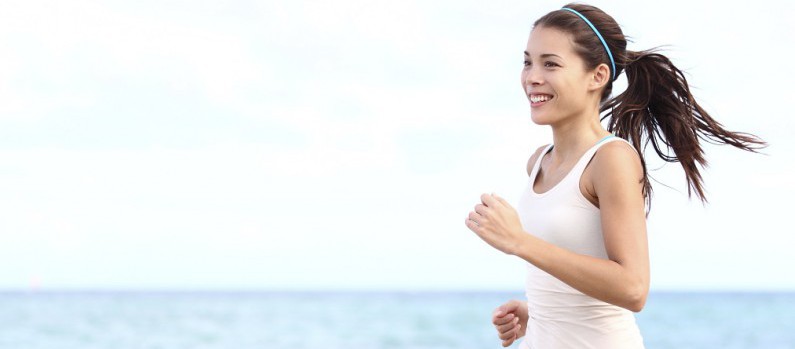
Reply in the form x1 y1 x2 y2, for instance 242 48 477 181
570 135 632 183
529 143 554 182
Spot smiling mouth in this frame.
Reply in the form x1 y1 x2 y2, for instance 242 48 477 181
530 95 552 103
530 94 553 106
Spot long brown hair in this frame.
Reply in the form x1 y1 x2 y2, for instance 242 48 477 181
534 3 766 209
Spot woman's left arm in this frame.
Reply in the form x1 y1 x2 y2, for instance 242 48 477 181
465 142 649 312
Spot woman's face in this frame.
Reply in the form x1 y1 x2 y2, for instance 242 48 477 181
521 26 596 126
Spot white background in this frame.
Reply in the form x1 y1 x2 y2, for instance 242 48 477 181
0 0 792 291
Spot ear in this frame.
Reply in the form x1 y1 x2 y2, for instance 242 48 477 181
587 63 611 92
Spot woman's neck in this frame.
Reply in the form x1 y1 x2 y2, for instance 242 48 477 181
548 111 611 164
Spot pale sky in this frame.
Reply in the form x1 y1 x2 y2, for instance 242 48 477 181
0 0 793 291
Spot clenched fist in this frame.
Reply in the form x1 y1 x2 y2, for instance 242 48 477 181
492 299 529 347
464 193 526 256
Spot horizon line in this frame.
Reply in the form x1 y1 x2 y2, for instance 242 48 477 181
1 287 794 294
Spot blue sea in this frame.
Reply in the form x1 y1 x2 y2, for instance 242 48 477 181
1 290 793 349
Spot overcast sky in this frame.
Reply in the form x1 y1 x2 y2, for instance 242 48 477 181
0 0 793 291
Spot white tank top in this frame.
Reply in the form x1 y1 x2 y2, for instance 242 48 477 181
517 136 645 349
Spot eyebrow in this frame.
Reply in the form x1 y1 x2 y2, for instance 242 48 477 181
523 51 563 59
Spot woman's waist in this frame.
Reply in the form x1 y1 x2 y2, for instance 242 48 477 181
524 270 634 321
524 310 644 348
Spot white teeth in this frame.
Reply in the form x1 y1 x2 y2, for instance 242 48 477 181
531 95 552 103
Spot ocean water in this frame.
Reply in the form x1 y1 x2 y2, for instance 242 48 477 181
0 290 793 349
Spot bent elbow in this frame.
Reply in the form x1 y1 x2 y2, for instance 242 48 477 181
627 296 646 313
625 284 648 313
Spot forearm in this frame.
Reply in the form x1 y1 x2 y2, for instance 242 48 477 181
512 233 648 312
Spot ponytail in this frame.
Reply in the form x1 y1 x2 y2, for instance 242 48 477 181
534 4 767 210
601 48 766 208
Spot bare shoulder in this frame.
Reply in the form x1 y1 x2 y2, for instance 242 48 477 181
526 144 550 177
592 140 641 170
580 140 644 208
590 140 643 191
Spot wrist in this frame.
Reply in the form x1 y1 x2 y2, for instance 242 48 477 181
509 231 532 257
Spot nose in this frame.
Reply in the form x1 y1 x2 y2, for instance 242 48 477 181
523 64 543 86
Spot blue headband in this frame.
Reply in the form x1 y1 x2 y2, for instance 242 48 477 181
560 7 616 81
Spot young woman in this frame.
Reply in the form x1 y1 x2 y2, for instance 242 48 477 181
463 3 765 348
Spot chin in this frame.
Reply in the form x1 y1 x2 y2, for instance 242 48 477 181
530 111 554 125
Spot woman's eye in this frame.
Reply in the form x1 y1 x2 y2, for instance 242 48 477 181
523 60 531 66
544 62 559 67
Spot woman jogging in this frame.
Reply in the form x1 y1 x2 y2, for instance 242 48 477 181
463 3 765 348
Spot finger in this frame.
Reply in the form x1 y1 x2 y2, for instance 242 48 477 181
493 313 515 325
493 304 512 317
493 193 509 206
475 204 488 216
487 192 506 207
500 323 521 345
492 307 505 323
497 316 520 333
502 329 518 347
498 322 518 340
502 301 519 313
480 193 497 207
506 324 521 346
467 211 482 224
495 313 516 326
465 218 480 232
